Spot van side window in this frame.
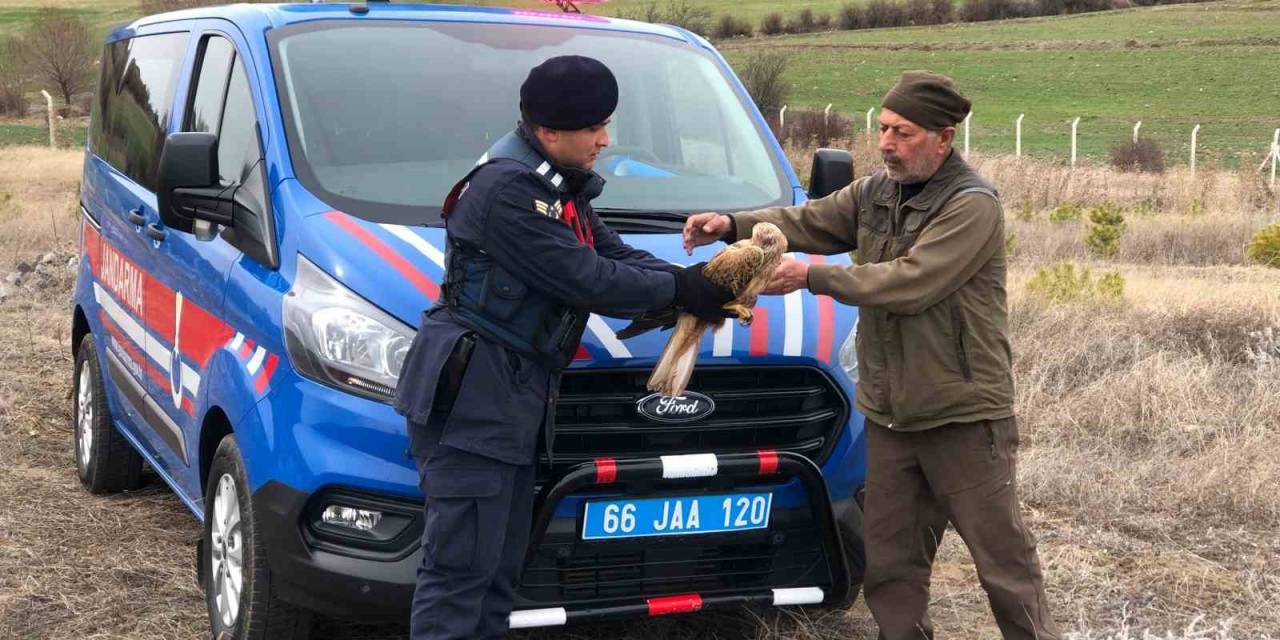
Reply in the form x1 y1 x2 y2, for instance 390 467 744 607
89 33 190 192
218 62 259 188
185 36 234 135
183 34 275 268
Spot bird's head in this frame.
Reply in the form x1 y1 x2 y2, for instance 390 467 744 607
751 222 788 254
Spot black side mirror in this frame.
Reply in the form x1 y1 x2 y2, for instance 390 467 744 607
808 148 854 200
157 132 232 233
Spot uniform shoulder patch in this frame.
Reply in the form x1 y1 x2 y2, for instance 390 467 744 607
533 199 564 220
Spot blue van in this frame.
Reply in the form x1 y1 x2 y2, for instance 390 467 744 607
70 2 866 637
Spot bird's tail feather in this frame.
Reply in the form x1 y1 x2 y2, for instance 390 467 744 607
647 314 706 397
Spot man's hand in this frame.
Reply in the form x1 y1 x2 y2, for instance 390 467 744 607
762 257 809 295
683 212 732 256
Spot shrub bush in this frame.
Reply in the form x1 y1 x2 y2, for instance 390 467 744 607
1086 202 1126 258
904 0 954 24
930 0 957 21
712 14 753 38
661 0 713 34
1096 271 1126 299
616 0 712 34
782 109 855 146
737 51 790 113
1247 222 1280 268
1109 138 1166 173
866 0 908 27
838 3 868 29
1048 201 1083 224
0 37 26 117
1027 261 1095 303
760 12 785 35
960 0 1038 21
0 87 25 117
785 8 819 33
1027 261 1126 304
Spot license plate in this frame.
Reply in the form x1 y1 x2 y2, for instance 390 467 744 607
581 492 773 540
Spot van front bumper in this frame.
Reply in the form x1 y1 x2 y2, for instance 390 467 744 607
253 450 858 624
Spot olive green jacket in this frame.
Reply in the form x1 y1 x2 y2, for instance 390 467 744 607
731 151 1013 430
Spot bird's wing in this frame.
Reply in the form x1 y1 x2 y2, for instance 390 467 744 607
614 307 680 340
705 243 769 294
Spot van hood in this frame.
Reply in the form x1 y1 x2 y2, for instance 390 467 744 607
299 210 856 367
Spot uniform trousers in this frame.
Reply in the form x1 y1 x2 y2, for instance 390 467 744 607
408 418 535 640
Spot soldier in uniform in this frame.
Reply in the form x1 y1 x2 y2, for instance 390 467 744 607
393 55 733 640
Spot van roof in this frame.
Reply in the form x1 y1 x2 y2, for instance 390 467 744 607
111 2 699 46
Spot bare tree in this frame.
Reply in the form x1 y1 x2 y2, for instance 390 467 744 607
21 8 96 107
0 36 29 116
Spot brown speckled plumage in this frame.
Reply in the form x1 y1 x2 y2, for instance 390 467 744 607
647 223 788 397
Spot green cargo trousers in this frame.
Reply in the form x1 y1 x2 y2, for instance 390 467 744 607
862 417 1061 640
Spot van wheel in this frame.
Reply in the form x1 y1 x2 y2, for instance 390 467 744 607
204 436 313 640
74 333 143 493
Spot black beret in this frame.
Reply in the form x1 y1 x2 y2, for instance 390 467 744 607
520 55 618 131
881 70 971 130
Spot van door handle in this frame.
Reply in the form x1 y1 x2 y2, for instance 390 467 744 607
145 223 166 241
126 209 146 226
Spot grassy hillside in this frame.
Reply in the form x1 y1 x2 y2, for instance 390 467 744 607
719 0 1280 164
0 0 136 38
3 0 1279 165
0 0 853 33
455 0 853 23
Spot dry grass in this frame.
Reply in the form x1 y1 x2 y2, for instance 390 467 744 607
0 145 81 265
3 146 1280 639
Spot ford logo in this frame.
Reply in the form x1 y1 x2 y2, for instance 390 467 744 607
636 391 716 424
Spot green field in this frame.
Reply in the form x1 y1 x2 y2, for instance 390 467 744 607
0 121 85 146
0 0 852 34
0 0 137 38
3 0 1279 164
718 0 1280 164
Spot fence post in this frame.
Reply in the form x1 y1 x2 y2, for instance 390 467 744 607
779 105 787 133
823 103 832 131
1016 113 1024 158
1133 121 1142 144
1264 128 1274 188
1071 117 1081 167
40 90 55 148
1190 124 1200 176
866 108 875 145
963 112 971 158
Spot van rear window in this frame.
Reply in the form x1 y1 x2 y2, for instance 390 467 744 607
268 21 790 226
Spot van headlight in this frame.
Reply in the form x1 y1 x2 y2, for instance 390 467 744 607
283 256 415 402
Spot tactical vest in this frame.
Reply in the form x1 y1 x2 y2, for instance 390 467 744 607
435 133 589 370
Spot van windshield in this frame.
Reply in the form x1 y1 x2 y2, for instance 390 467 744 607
268 20 792 226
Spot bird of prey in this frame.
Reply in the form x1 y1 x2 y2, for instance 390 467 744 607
616 223 788 397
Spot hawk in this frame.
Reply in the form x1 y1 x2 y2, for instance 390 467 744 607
617 222 788 397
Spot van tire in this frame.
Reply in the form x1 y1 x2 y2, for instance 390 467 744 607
74 333 144 493
203 436 313 640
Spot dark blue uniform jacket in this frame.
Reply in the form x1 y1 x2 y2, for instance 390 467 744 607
394 130 676 465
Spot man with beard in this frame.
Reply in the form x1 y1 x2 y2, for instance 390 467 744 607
682 71 1060 640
